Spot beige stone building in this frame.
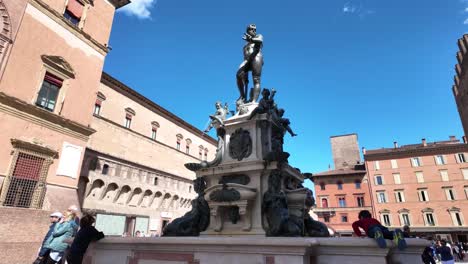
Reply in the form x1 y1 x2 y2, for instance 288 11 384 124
0 0 129 262
78 72 217 236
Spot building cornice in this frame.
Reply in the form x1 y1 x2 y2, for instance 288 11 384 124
364 143 468 161
11 138 59 157
29 0 108 56
0 92 96 141
107 0 131 9
86 148 194 184
101 72 217 146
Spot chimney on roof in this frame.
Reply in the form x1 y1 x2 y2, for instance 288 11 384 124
463 136 467 144
422 138 427 147
449 135 456 141
393 141 398 148
362 147 366 154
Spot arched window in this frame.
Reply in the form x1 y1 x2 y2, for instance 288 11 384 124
185 139 192 154
94 92 106 116
124 108 135 129
204 148 208 161
198 145 204 159
176 134 183 150
153 177 158 186
151 121 159 140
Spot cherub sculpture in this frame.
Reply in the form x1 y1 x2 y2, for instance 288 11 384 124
204 102 230 133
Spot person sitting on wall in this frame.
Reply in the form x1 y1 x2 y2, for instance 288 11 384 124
67 214 104 264
352 210 407 250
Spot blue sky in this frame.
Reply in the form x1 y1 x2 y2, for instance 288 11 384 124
105 0 467 183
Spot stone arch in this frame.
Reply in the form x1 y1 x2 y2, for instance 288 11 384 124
116 185 131 205
128 187 142 206
102 182 119 202
151 191 163 208
170 195 179 209
160 193 172 209
87 179 105 198
140 189 153 207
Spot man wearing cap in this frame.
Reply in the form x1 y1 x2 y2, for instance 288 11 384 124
34 212 62 264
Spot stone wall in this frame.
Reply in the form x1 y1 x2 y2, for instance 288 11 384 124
0 207 51 264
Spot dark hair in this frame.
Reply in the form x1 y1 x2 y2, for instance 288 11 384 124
80 214 95 228
358 210 372 219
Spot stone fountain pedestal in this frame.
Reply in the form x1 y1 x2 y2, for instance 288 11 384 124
84 236 429 264
195 106 308 237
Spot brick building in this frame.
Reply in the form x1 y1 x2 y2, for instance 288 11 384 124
78 73 216 237
364 137 468 242
312 134 370 236
453 34 468 137
0 0 128 262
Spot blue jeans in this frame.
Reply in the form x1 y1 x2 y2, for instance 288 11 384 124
367 225 394 239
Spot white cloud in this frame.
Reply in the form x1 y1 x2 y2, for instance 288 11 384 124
464 18 468 24
119 0 157 19
343 1 375 19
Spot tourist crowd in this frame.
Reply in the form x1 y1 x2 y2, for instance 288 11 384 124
33 205 104 264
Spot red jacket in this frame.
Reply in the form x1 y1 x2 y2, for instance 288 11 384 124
352 218 381 236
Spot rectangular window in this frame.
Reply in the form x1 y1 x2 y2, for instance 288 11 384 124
125 117 132 129
341 215 348 223
457 153 467 163
435 155 447 165
462 168 468 180
356 196 365 207
337 182 343 190
415 171 424 183
204 152 208 160
382 214 391 226
440 170 449 182
395 191 405 203
375 175 383 185
186 146 190 154
199 152 202 160
3 152 45 208
338 197 346 207
391 159 398 169
320 183 326 190
151 129 157 140
445 188 456 201
377 192 387 203
393 173 401 184
425 213 435 226
36 73 62 112
64 0 84 26
93 102 101 116
355 181 361 189
323 215 330 223
401 214 410 226
454 212 463 226
176 142 181 150
418 189 429 202
411 157 422 167
374 161 380 170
